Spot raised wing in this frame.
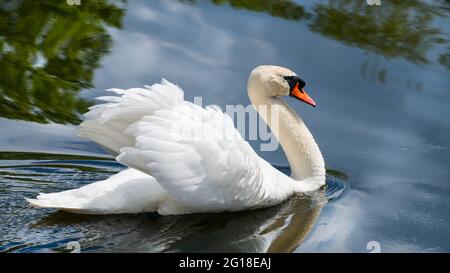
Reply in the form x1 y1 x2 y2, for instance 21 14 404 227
116 100 295 212
78 79 183 155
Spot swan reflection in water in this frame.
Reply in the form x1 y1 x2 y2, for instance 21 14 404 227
33 170 346 253
35 193 323 252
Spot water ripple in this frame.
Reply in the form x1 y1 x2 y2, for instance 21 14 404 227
0 152 348 253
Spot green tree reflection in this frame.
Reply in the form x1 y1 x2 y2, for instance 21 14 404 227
310 0 448 65
0 0 125 124
211 0 310 21
202 0 449 70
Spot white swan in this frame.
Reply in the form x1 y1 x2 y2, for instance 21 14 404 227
27 65 325 215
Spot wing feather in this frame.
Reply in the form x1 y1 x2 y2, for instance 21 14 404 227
117 101 294 212
78 79 184 154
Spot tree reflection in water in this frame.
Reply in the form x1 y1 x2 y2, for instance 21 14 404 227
1 0 447 124
0 0 126 124
195 0 449 86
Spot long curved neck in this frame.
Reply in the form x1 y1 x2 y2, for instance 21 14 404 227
249 92 325 180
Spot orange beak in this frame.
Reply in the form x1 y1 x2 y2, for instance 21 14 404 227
290 82 316 107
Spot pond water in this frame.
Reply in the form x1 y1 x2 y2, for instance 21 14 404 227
0 0 449 252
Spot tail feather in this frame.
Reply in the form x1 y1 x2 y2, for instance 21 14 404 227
26 169 168 214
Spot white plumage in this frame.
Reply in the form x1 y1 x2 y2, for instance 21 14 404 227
27 168 167 214
27 66 326 215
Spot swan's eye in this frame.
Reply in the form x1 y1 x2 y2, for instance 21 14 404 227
283 76 306 92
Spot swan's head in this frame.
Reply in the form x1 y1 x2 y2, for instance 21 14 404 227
248 65 316 107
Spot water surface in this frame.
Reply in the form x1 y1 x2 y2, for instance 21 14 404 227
0 152 346 253
0 0 449 252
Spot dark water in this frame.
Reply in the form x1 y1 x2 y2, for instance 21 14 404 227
0 152 347 253
0 0 449 252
